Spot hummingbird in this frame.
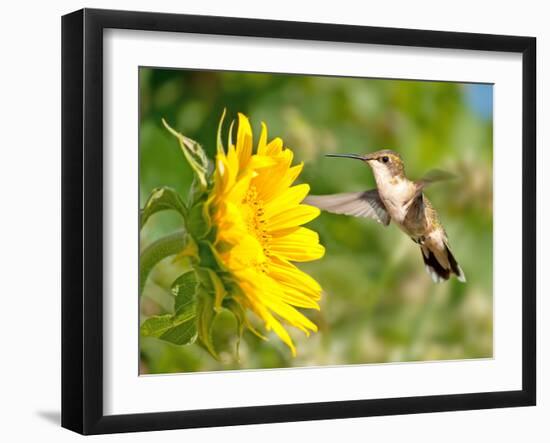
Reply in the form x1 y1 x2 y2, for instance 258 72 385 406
305 150 466 283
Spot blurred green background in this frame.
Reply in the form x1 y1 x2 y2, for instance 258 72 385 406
139 67 493 374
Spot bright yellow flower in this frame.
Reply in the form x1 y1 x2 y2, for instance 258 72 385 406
209 113 325 355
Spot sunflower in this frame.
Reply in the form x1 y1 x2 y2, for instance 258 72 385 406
209 113 325 355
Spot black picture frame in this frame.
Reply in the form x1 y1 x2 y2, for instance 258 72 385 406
61 8 536 435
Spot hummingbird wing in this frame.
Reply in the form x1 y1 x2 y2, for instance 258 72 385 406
305 190 390 226
404 190 425 226
409 170 455 209
416 169 456 187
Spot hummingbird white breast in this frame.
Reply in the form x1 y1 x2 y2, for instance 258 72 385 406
376 176 417 226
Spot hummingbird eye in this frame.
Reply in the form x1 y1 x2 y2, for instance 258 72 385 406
381 156 389 163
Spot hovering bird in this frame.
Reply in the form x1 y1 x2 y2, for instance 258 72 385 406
305 150 465 283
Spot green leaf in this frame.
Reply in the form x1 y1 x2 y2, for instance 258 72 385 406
187 202 211 239
222 298 266 360
194 267 227 312
140 314 177 338
162 119 210 191
139 231 187 297
225 300 246 358
140 186 187 230
198 241 227 271
140 309 197 346
159 320 197 345
196 290 218 359
206 269 227 311
188 178 206 207
171 271 198 314
141 282 198 346
225 297 266 342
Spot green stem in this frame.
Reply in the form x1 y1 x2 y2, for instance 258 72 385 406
139 231 186 297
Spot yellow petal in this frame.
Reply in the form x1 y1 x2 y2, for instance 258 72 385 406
214 154 234 198
270 319 297 356
265 137 283 156
264 184 310 219
236 113 253 170
284 163 303 187
225 235 266 270
216 108 227 155
207 111 327 356
238 279 298 355
267 256 322 298
257 122 268 155
248 280 318 333
223 142 239 188
270 227 325 262
227 170 253 203
262 309 297 356
279 286 320 310
247 154 277 170
266 204 320 231
227 119 235 152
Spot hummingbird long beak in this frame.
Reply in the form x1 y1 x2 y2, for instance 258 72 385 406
325 153 369 161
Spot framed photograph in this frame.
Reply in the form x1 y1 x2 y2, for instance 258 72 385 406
62 8 536 434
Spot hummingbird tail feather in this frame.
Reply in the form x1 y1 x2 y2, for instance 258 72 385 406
420 244 466 283
421 247 449 283
445 244 466 283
